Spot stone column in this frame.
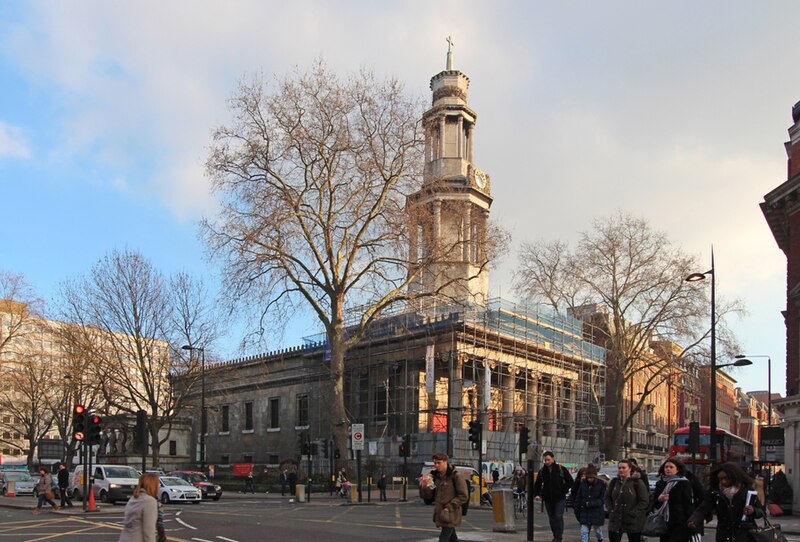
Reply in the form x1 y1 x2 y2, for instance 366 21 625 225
432 200 441 246
438 116 446 159
568 380 578 440
424 124 431 164
548 377 561 437
457 117 464 158
526 371 539 438
467 124 474 163
502 366 516 434
463 204 472 262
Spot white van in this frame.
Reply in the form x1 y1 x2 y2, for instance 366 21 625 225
70 464 140 503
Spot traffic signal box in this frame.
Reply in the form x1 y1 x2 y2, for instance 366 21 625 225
519 426 530 455
88 414 102 445
399 433 410 457
72 405 87 441
468 420 482 449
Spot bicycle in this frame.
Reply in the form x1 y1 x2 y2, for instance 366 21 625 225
513 488 527 518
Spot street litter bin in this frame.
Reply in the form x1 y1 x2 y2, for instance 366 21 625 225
295 484 306 503
490 488 515 532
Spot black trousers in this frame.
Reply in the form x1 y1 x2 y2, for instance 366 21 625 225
610 531 641 542
59 487 72 507
438 526 458 542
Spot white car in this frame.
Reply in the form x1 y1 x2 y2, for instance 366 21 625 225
158 476 201 504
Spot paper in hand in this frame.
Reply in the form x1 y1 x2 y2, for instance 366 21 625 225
742 490 758 521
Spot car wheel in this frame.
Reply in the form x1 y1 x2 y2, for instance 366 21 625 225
100 490 110 504
213 495 221 501
161 493 170 505
2 487 6 496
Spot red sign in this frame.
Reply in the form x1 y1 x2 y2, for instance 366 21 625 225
233 463 253 477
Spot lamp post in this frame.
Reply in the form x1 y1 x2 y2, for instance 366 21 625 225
182 344 206 474
686 250 717 464
735 355 772 425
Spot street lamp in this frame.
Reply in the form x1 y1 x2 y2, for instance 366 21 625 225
686 249 718 464
735 354 772 425
182 344 206 474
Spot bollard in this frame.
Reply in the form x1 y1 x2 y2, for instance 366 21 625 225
7 481 15 498
491 488 516 532
295 484 306 503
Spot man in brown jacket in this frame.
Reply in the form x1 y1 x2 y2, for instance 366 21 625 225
421 452 469 542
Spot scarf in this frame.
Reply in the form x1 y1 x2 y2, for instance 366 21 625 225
658 476 688 522
722 484 740 502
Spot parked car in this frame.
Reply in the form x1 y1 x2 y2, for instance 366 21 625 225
0 471 36 496
169 471 222 501
158 476 201 504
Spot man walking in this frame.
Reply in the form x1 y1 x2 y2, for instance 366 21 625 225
279 469 288 496
534 451 574 542
421 452 469 542
57 463 73 508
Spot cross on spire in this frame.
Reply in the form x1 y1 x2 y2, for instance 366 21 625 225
446 36 454 70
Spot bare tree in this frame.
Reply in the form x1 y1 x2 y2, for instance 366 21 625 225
58 250 211 467
514 212 742 457
203 62 504 458
0 271 44 366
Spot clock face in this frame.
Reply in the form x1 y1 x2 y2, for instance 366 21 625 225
474 169 487 189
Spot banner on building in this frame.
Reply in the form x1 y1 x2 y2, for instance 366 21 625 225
425 344 435 393
759 426 785 464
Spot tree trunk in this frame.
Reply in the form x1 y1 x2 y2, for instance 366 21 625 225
149 424 161 468
328 305 350 470
601 366 626 459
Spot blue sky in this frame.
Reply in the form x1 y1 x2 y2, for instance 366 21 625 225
2 1 799 395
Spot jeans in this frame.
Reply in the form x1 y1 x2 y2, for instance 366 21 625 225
581 523 605 542
36 493 57 509
438 526 458 542
379 488 387 501
544 499 566 540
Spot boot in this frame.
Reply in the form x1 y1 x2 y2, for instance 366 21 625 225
32 508 41 514
52 504 59 511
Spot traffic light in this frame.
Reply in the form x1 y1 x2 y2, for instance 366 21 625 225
334 448 341 459
399 433 410 457
322 440 329 459
88 414 102 445
302 440 311 455
519 426 530 455
72 404 87 441
133 410 147 453
688 421 700 453
468 420 482 449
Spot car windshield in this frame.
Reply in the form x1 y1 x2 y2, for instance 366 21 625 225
4 472 32 481
105 467 139 479
188 474 208 483
161 477 186 487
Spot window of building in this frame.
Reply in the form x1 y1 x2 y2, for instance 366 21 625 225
244 401 253 431
221 405 230 433
220 454 230 464
243 454 253 463
374 384 387 423
269 397 280 430
296 394 309 428
268 454 279 465
169 440 177 456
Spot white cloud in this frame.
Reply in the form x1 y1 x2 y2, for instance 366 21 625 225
0 122 31 159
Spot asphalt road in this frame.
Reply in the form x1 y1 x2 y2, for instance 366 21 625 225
2 497 799 542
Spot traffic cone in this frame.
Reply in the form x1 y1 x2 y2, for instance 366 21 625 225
87 489 98 512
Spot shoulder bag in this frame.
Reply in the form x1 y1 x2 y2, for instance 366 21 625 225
643 502 669 536
749 515 788 542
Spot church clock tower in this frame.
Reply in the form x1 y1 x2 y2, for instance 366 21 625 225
407 38 493 307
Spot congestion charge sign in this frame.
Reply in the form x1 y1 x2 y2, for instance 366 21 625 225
351 423 365 451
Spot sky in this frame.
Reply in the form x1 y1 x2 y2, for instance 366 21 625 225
1 1 798 396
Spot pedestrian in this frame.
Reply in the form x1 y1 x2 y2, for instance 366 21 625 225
288 470 297 496
626 457 649 490
377 472 388 502
574 465 606 542
280 468 288 496
119 472 159 542
605 459 649 542
492 468 500 484
513 467 527 493
57 463 73 508
244 471 254 494
336 469 349 498
533 451 574 542
652 457 696 542
33 467 58 514
688 462 761 542
420 452 469 542
572 466 589 506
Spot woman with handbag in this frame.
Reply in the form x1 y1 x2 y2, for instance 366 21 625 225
605 459 649 542
687 463 761 542
33 467 58 513
651 457 696 542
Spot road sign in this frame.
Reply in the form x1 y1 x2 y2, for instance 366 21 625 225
351 423 365 451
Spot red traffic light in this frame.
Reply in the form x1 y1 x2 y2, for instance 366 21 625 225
90 415 101 424
74 404 85 414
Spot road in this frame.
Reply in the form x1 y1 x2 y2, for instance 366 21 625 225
1 496 798 542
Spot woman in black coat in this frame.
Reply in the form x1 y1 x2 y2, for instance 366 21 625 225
687 463 760 542
652 457 696 542
605 460 649 542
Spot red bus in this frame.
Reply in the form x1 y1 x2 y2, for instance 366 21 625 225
670 426 753 468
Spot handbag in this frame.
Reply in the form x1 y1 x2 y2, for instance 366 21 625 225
643 503 669 537
45 490 55 500
749 515 788 542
